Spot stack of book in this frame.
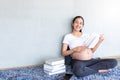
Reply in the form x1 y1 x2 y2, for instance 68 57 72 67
44 58 66 75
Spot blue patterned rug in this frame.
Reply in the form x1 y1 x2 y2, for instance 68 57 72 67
70 67 120 80
0 66 65 80
0 66 120 80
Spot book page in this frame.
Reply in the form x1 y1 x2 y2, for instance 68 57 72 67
84 33 100 48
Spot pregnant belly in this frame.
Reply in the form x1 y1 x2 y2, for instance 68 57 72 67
71 49 93 60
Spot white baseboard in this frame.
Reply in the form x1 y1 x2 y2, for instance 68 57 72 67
102 56 120 59
0 64 42 70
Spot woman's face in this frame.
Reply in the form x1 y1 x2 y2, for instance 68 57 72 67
72 18 84 32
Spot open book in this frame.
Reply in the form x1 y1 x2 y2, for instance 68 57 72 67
84 33 100 48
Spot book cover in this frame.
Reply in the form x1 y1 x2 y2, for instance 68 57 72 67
44 65 65 72
44 69 66 75
45 58 64 65
44 63 65 70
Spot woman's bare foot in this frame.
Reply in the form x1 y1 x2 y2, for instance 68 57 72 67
98 69 111 72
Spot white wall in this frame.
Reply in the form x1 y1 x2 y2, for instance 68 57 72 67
74 0 120 57
0 0 120 68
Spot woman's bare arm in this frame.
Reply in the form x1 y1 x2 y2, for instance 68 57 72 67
62 43 88 56
61 43 75 56
91 34 105 53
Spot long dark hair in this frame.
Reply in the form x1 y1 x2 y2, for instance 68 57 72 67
72 16 84 32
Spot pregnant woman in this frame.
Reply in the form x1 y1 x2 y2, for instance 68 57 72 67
61 16 117 77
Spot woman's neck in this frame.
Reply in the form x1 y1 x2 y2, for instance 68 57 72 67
72 31 82 37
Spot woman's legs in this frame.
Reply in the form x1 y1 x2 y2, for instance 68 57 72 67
72 59 99 77
89 59 117 71
72 58 117 77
